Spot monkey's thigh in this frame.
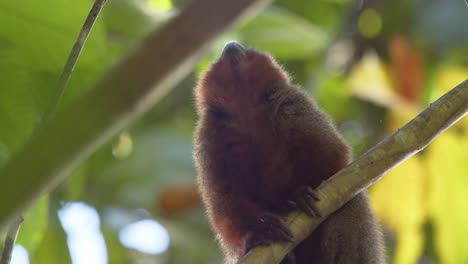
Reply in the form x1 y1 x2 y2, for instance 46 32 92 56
293 192 384 264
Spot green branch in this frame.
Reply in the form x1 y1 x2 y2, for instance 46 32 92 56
239 79 468 264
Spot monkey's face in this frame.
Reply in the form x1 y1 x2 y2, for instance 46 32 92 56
196 42 293 126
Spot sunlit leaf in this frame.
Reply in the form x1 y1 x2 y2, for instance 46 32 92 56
0 0 109 153
0 64 38 153
149 0 173 12
275 0 347 30
0 139 8 168
238 7 327 60
102 225 130 263
368 101 426 264
348 52 407 110
369 154 425 264
16 195 49 253
426 130 468 263
103 0 164 42
66 163 89 201
316 74 358 122
30 222 72 263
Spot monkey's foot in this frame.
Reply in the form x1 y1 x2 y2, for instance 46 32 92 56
244 213 293 253
288 186 322 217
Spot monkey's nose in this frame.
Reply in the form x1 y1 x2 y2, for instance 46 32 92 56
221 41 246 59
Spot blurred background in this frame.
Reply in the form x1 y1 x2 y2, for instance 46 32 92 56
0 0 467 263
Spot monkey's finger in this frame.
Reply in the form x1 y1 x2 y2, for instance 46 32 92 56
308 202 322 218
296 198 318 217
287 200 298 210
305 187 320 201
270 226 294 242
261 215 293 240
298 196 323 218
303 196 322 217
270 222 294 241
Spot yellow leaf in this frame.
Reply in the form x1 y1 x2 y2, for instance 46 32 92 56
348 52 408 110
426 130 468 263
369 154 425 264
149 0 173 12
435 66 468 94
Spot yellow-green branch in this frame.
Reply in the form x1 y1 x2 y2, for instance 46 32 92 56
239 79 468 264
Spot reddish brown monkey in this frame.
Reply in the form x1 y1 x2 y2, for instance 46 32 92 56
193 42 384 264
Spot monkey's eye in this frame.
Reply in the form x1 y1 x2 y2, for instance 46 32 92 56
208 106 230 123
260 91 271 104
260 85 280 104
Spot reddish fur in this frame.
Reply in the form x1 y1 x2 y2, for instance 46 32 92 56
194 47 384 263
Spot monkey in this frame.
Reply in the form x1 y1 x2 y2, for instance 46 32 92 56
193 41 385 264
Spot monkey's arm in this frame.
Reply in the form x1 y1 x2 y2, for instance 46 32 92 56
204 188 293 253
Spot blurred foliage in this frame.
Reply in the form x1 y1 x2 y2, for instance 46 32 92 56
0 0 467 263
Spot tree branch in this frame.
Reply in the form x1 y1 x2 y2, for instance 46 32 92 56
0 0 272 229
239 79 468 264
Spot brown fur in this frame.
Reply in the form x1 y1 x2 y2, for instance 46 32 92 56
193 45 385 263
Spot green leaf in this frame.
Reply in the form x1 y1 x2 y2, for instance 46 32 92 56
238 7 327 60
16 195 49 253
102 225 130 263
103 0 163 43
275 0 347 30
149 0 173 12
65 163 89 201
30 222 72 264
0 0 110 153
0 139 8 168
0 62 39 153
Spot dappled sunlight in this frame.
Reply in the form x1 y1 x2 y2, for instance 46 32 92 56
11 245 29 264
119 219 170 254
58 202 108 264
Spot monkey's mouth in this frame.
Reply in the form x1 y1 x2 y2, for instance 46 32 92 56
221 41 247 63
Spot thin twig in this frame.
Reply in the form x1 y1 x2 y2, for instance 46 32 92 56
239 79 468 263
0 217 24 264
42 0 108 122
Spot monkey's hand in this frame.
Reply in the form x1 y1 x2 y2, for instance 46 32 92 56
287 186 322 218
244 212 293 253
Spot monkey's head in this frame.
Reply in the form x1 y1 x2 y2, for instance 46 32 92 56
195 41 294 122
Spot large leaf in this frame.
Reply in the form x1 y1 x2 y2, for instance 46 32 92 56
30 223 72 264
369 153 425 264
426 130 468 263
16 195 49 254
0 0 109 154
238 7 327 60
